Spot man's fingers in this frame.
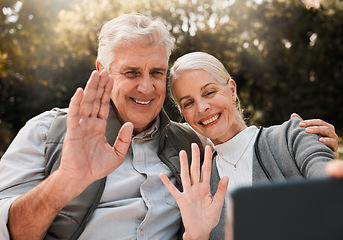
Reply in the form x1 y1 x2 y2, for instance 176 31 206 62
319 137 339 152
113 122 133 159
67 70 112 130
98 73 113 120
300 119 336 139
305 125 335 137
190 143 201 185
160 173 181 200
333 152 340 160
91 70 111 118
298 119 339 152
80 71 100 118
67 88 83 129
290 113 303 120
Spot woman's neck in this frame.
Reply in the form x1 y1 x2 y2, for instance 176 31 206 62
211 120 247 145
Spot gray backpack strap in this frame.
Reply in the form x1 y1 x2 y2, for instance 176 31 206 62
44 109 106 240
44 108 66 177
162 121 205 188
253 127 273 181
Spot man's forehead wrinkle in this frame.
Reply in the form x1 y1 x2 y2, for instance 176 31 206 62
119 64 166 72
122 66 141 71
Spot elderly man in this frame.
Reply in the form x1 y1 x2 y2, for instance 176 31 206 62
0 13 339 240
0 13 211 240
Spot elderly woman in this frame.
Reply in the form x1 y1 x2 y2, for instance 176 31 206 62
160 52 338 239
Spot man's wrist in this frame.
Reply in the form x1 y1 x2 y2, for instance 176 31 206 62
183 231 210 240
51 169 91 204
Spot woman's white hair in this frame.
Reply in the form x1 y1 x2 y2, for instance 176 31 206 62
97 13 174 69
169 52 232 104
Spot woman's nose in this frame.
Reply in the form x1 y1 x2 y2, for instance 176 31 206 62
197 99 210 113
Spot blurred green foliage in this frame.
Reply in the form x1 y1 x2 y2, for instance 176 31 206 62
1 0 342 156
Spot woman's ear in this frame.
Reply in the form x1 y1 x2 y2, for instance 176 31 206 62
228 79 237 101
96 60 104 72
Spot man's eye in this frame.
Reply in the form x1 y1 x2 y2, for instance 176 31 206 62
125 71 139 78
152 71 165 77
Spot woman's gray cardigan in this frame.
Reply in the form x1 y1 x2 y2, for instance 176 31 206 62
210 117 335 238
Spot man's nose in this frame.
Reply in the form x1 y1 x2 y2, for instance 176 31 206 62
137 75 154 94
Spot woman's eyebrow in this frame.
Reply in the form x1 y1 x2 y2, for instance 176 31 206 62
179 82 217 103
201 82 217 91
179 95 191 103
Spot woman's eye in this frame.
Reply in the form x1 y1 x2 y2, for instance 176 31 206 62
183 101 193 109
205 90 216 96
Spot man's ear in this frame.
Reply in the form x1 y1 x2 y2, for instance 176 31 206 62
96 60 104 72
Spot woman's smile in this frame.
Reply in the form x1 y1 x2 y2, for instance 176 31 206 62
199 113 221 126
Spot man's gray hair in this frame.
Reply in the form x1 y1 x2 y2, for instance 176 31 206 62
97 13 174 69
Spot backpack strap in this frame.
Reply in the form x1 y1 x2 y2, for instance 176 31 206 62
44 108 106 240
254 127 274 181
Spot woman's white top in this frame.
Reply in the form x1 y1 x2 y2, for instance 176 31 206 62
214 125 258 238
215 125 258 194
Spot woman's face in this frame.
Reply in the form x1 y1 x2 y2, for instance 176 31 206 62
173 69 245 144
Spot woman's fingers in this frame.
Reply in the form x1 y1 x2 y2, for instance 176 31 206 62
160 173 181 199
171 143 215 194
180 150 191 188
190 143 201 185
212 176 229 210
201 145 213 184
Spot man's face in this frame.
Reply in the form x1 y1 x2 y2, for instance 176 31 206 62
108 43 168 135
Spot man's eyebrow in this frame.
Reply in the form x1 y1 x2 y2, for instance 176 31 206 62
151 67 167 72
119 67 166 72
120 67 140 72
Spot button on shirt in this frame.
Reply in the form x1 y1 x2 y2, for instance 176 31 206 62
0 111 181 240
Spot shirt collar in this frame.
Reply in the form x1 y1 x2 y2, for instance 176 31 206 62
134 115 160 141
